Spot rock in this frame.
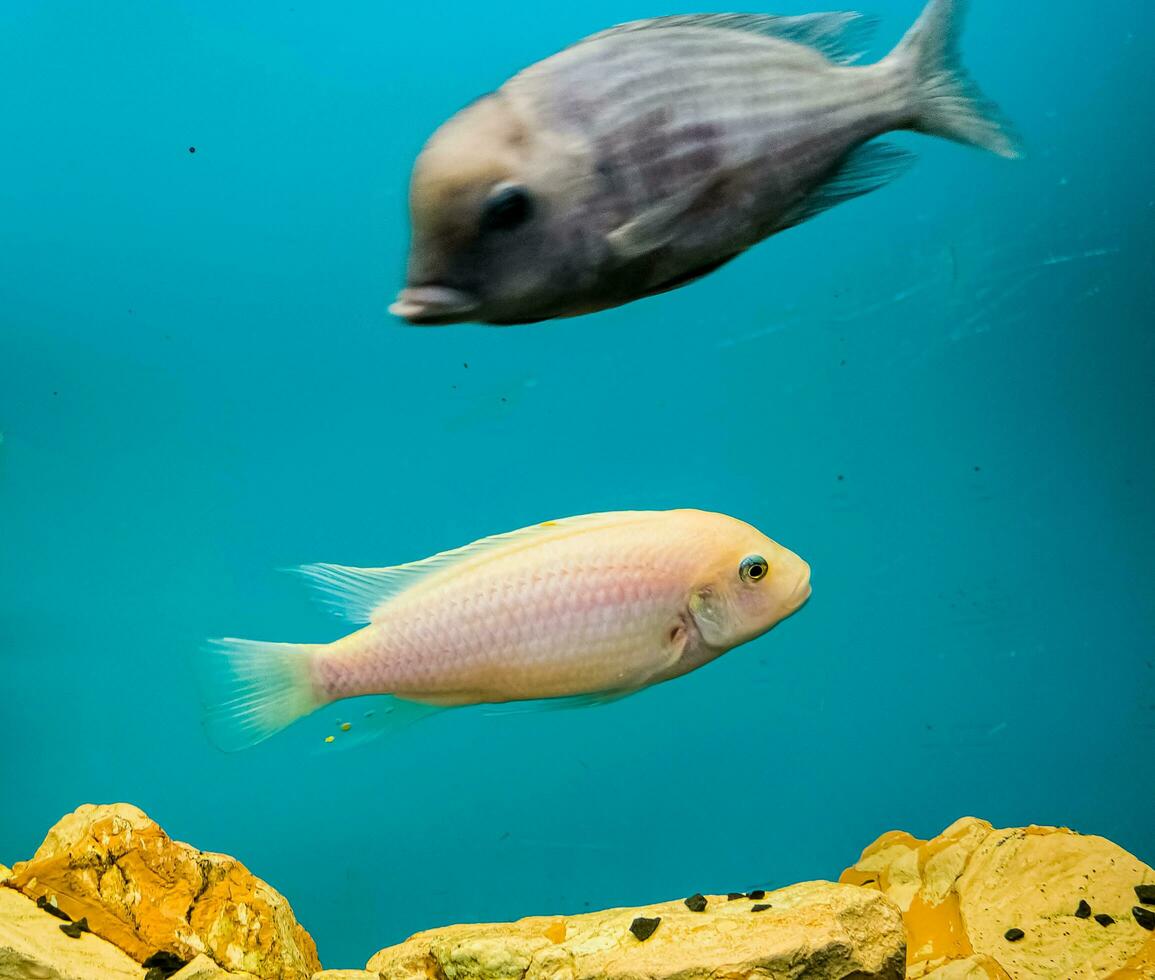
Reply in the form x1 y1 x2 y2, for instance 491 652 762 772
8 803 321 980
366 880 905 980
841 817 1155 979
0 884 143 980
0 866 9 885
169 953 262 979
310 973 381 979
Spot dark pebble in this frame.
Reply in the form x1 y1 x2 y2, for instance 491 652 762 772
1134 906 1155 930
1094 913 1115 926
751 904 771 912
36 895 71 922
748 890 766 900
629 916 660 941
74 917 90 933
145 969 166 980
1004 928 1025 942
1136 884 1155 905
142 951 188 975
1075 899 1092 919
726 893 745 901
59 921 83 939
683 894 707 913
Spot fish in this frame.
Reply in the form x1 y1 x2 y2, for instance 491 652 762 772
390 0 1017 326
202 509 810 749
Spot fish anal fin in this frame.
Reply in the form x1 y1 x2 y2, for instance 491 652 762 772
777 142 916 232
313 695 442 753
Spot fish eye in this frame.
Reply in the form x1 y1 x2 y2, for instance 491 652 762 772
480 184 534 234
739 555 768 583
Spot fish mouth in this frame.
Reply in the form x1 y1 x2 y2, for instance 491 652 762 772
787 577 812 614
390 285 480 325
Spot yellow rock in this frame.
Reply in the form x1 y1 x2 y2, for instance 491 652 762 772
367 880 905 980
310 972 381 979
841 817 1155 980
0 884 143 980
171 953 262 979
8 803 321 980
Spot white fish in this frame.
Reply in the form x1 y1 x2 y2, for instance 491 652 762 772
391 0 1017 325
202 510 810 749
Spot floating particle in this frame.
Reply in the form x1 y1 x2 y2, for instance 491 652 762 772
1094 914 1115 926
1004 928 1025 942
340 722 351 732
629 916 660 941
726 893 745 901
748 890 766 900
973 465 981 472
1075 900 1092 918
188 146 196 154
324 735 335 743
59 921 84 939
1136 884 1155 905
683 894 707 912
836 474 844 482
37 895 71 921
463 362 469 369
751 904 771 912
1133 906 1155 930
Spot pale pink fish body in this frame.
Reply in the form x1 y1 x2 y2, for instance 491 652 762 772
204 510 810 750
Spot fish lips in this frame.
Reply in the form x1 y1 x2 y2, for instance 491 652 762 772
390 285 481 325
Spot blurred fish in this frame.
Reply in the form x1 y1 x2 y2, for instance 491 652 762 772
203 510 810 749
390 0 1017 325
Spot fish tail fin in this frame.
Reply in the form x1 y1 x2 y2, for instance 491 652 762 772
887 0 1018 158
200 638 326 751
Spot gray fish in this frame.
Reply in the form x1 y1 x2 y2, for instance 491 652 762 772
391 0 1016 326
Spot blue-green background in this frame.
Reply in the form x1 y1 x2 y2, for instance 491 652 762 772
2 0 1153 969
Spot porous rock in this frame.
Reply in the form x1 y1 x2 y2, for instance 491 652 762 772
366 880 905 980
7 803 320 980
841 817 1155 979
0 883 143 980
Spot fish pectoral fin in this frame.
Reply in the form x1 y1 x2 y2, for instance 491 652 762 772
579 12 877 65
776 142 916 233
607 180 720 261
312 694 442 754
480 687 643 717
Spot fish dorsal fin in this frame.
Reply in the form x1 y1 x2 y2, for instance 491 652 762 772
580 12 877 65
296 512 644 624
777 141 916 232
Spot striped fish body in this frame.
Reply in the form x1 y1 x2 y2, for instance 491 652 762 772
506 21 907 300
391 0 1015 325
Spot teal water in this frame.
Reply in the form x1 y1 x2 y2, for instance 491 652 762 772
2 0 1153 969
